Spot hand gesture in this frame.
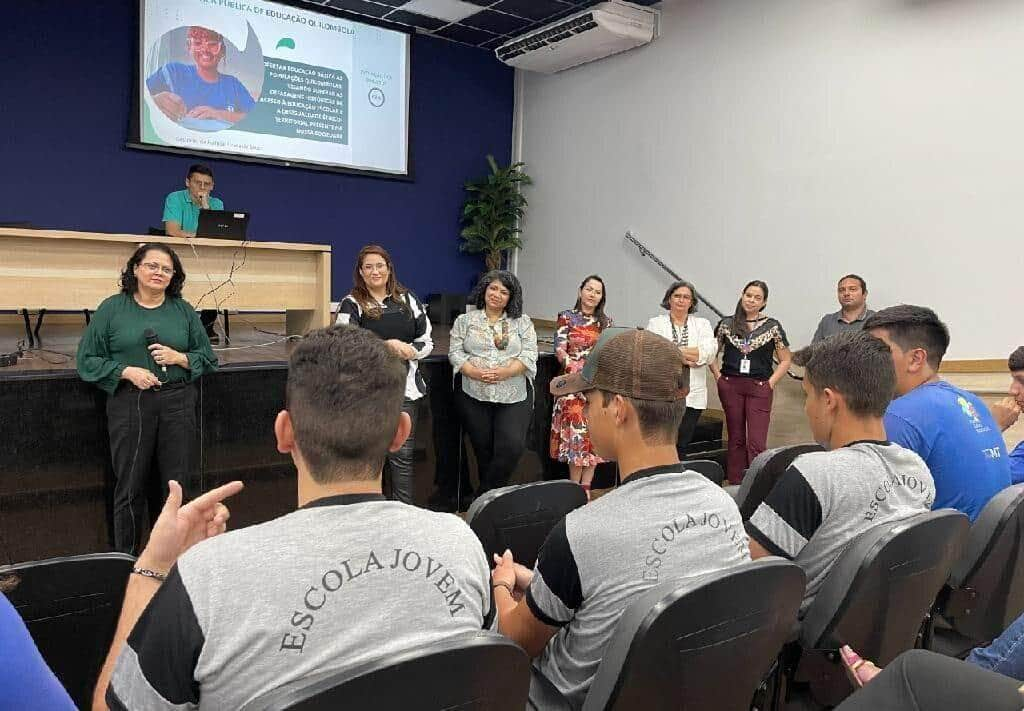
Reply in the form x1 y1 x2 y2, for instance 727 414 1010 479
121 366 160 390
680 346 700 367
991 396 1022 432
492 549 531 601
186 105 224 121
149 342 185 368
136 480 244 574
385 339 417 360
152 92 186 122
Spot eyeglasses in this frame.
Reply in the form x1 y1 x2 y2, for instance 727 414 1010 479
361 263 388 273
189 39 223 52
141 262 174 276
189 178 214 189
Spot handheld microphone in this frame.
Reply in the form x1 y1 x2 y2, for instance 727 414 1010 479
144 328 167 373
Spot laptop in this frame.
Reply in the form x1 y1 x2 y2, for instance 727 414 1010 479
196 209 250 240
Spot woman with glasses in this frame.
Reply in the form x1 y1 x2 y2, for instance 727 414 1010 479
646 280 718 456
146 25 256 127
549 275 611 498
336 245 432 505
450 271 538 498
77 243 217 554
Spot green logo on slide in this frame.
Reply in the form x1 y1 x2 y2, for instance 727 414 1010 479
276 37 296 50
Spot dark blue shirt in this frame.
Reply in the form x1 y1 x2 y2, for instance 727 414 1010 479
146 62 255 114
884 380 1011 521
0 593 76 710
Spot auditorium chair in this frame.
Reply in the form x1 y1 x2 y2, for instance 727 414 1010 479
241 632 530 711
467 480 587 566
923 484 1024 657
727 443 825 519
527 559 805 711
778 510 968 709
2 552 136 709
682 458 725 486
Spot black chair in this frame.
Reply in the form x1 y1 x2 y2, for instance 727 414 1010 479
682 458 725 486
529 559 806 711
730 443 824 518
467 480 587 566
924 484 1024 657
784 510 969 708
2 553 135 709
242 632 530 711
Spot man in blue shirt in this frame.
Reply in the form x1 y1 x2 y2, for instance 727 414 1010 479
988 346 1024 483
865 305 1010 521
163 163 223 339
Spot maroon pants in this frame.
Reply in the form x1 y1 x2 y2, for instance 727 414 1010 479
716 375 774 485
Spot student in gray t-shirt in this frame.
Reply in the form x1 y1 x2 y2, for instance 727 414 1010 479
811 274 876 344
747 331 934 613
95 326 493 710
492 328 750 709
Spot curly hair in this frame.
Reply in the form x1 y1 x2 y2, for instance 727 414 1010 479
470 270 524 319
120 243 186 298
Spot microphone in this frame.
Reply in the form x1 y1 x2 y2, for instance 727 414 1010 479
144 328 167 373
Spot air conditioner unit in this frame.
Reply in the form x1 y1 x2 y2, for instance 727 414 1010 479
495 1 659 74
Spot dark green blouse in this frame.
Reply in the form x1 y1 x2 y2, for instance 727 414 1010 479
76 293 218 395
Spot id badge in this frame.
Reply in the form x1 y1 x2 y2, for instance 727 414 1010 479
739 357 751 374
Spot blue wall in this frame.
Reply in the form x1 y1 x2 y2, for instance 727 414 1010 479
0 1 514 299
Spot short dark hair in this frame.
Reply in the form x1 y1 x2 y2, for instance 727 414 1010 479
660 280 698 314
469 270 525 319
838 274 867 292
596 388 686 446
286 325 406 483
120 243 186 298
187 163 214 181
1009 346 1024 373
863 305 950 370
793 331 896 417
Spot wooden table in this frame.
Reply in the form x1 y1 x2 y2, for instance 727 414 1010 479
0 228 331 339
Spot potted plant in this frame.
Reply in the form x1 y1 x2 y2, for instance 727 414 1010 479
459 155 532 271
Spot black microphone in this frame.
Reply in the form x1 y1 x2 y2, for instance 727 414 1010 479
144 328 166 373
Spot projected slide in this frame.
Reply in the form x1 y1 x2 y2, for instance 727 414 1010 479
138 0 410 175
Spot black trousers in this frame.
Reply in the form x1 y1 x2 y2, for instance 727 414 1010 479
456 389 533 494
106 383 199 554
835 649 1023 711
384 398 418 505
676 407 703 458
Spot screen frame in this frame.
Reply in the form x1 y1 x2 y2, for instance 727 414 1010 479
128 0 415 181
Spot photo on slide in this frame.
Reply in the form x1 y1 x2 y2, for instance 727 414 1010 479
145 24 265 133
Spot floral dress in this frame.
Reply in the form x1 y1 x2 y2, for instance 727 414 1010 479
549 309 609 466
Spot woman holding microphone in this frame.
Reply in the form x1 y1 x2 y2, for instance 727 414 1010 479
646 280 718 455
77 243 217 554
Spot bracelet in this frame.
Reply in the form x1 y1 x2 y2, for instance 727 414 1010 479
132 567 167 582
492 581 514 595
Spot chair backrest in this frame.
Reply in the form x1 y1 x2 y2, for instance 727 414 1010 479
467 480 587 566
683 459 725 486
944 484 1024 641
1 553 136 709
244 632 530 711
799 510 968 665
737 443 824 519
582 559 806 711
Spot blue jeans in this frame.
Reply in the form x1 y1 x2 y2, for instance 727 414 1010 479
967 611 1024 682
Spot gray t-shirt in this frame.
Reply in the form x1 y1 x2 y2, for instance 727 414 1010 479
527 464 751 708
811 308 876 343
108 494 493 710
746 441 934 613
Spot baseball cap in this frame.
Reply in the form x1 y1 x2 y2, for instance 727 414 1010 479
549 327 689 401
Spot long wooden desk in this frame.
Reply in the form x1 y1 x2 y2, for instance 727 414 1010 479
0 228 331 336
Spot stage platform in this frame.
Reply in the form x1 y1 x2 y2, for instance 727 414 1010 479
0 316 724 561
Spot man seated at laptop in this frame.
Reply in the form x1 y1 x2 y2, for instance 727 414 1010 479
865 305 1010 521
745 331 934 612
94 325 494 710
162 162 223 338
491 328 750 708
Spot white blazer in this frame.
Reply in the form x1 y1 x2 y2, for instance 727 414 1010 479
646 313 718 410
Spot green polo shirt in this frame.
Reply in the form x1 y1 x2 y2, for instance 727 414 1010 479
163 189 224 234
76 293 218 395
